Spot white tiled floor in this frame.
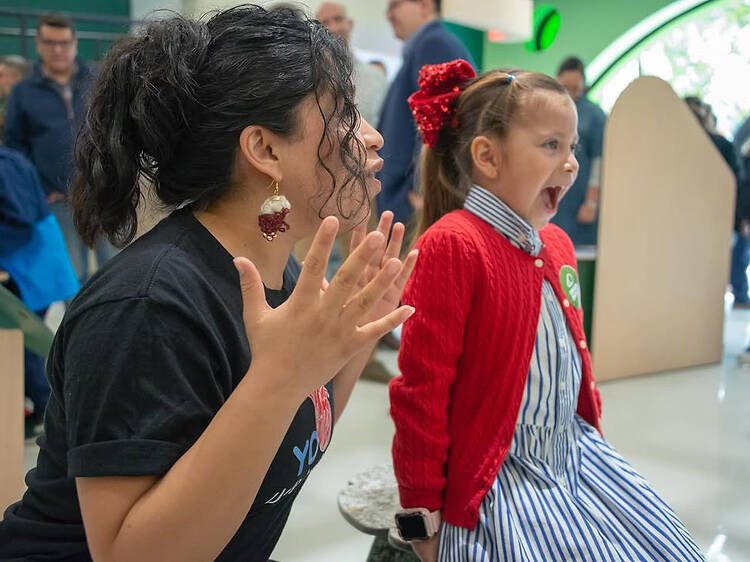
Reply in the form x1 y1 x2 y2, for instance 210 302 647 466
24 305 750 561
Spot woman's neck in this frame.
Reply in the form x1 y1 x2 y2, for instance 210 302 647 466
194 194 296 291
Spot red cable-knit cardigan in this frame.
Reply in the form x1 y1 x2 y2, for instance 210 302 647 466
390 209 603 530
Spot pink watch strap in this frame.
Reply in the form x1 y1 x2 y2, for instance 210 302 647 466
424 509 442 536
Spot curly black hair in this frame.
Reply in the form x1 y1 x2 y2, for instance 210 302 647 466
72 4 367 247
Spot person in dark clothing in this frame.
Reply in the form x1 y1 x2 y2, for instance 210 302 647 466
736 140 750 363
4 13 115 283
377 0 474 232
733 115 750 167
0 145 50 438
0 146 78 437
1 276 49 438
715 131 749 306
685 97 748 307
0 6 417 562
553 56 606 247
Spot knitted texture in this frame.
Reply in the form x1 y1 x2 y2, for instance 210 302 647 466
390 209 602 529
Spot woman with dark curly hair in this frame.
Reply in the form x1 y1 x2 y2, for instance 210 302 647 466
0 5 417 561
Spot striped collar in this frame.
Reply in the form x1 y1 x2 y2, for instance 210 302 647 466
463 185 542 256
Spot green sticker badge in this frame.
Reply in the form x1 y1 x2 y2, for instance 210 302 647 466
559 265 581 309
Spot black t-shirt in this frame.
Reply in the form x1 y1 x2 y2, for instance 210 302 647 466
0 209 334 561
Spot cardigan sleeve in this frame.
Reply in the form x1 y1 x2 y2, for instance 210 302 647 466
389 227 478 511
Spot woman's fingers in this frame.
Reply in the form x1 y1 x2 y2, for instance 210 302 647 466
365 249 419 310
356 305 415 343
341 257 402 325
383 222 405 263
349 220 367 254
294 216 339 298
374 211 394 264
376 211 394 237
393 249 418 294
325 231 385 310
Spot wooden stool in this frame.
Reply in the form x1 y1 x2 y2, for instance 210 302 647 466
338 464 417 562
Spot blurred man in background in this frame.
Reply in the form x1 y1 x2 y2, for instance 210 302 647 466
553 56 606 247
378 0 474 234
316 2 388 127
4 14 116 284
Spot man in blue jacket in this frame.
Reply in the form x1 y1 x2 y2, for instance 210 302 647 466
377 0 474 231
4 13 115 283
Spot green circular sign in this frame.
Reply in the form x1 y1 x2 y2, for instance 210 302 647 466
525 4 561 53
559 265 581 309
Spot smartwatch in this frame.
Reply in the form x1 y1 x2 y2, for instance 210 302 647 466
394 508 442 541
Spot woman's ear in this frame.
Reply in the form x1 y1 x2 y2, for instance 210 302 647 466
238 125 283 182
470 135 503 180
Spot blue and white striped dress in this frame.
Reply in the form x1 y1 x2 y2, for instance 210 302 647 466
438 186 704 561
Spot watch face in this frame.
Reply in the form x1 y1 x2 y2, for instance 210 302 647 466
395 513 429 541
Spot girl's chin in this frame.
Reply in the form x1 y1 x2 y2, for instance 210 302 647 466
528 211 554 231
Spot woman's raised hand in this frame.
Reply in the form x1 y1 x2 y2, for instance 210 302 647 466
347 211 418 327
234 216 415 401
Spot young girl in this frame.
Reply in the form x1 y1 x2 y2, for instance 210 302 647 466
0 7 417 562
390 60 704 562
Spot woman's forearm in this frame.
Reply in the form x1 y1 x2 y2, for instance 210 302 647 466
84 360 303 562
332 342 377 424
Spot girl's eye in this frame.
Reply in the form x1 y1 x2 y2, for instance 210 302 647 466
545 140 559 149
571 143 579 152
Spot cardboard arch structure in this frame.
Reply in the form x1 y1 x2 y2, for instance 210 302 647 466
591 76 734 381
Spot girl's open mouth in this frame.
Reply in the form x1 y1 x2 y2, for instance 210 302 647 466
541 186 563 210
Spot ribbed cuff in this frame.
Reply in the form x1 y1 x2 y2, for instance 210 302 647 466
398 486 444 512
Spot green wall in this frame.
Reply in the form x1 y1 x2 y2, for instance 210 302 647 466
444 21 484 70
0 1 130 61
0 0 127 10
481 0 675 76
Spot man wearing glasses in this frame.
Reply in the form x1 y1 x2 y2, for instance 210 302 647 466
377 0 474 234
5 14 115 284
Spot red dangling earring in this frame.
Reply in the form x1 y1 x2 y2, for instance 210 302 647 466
258 179 291 242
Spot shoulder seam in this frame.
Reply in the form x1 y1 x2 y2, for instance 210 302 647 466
143 225 192 295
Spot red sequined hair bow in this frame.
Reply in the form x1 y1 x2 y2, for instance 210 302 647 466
408 59 476 148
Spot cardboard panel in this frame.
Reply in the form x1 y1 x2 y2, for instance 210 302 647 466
592 77 734 380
